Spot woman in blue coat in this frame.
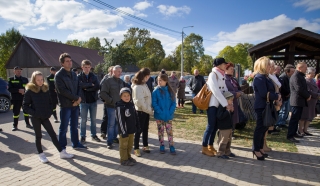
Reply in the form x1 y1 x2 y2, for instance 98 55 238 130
252 57 280 160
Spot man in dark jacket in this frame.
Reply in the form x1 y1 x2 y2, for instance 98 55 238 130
99 65 125 149
78 60 101 144
8 66 32 131
47 67 59 123
287 62 311 143
188 69 206 114
55 53 87 150
276 64 295 128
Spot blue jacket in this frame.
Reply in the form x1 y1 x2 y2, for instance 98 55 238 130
253 73 279 109
152 86 176 121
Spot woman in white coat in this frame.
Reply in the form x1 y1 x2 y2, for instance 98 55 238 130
202 58 230 157
131 68 154 157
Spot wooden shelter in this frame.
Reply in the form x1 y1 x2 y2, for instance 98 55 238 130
248 27 320 72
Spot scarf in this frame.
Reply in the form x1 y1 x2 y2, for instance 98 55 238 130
214 67 225 76
268 74 281 88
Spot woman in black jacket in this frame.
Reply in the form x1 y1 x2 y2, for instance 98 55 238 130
23 71 74 163
252 57 281 161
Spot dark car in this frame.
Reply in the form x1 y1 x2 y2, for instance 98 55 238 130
0 78 12 113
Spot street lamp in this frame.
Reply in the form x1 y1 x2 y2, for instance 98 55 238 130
181 26 193 77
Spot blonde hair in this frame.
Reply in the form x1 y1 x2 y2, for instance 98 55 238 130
254 56 270 75
30 71 44 85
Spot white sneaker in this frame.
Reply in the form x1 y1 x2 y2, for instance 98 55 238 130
60 149 74 159
39 153 49 163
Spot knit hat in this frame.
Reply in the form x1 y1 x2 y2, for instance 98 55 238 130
119 87 131 96
223 91 234 100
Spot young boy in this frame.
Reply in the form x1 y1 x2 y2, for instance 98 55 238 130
116 87 139 166
216 91 236 159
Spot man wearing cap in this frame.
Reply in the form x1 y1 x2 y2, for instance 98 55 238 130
47 67 59 123
99 65 125 149
188 69 206 114
8 66 33 131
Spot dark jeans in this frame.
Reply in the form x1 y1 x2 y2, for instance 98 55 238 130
178 99 185 106
59 106 80 149
134 111 150 149
202 106 218 147
287 106 303 139
253 108 268 151
100 104 108 134
31 117 62 153
192 93 203 113
12 100 30 126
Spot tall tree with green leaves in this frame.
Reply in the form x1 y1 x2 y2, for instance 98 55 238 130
65 39 86 47
0 28 22 79
138 38 165 71
84 37 101 50
192 54 214 75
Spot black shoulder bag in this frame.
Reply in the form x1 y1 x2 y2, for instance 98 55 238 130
262 92 278 127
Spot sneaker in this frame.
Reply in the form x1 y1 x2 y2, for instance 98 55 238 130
128 157 137 163
107 144 113 149
121 160 134 166
101 133 106 139
134 149 141 157
12 127 18 131
60 149 74 159
26 124 33 129
142 146 151 153
160 145 165 154
169 146 176 155
39 153 49 163
73 143 88 150
54 120 60 123
113 138 119 144
218 155 230 159
92 135 101 142
80 137 86 144
228 153 236 157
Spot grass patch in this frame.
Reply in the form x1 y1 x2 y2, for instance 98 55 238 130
149 103 297 152
310 118 320 129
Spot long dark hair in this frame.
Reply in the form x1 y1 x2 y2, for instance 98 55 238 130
158 74 175 101
132 68 150 85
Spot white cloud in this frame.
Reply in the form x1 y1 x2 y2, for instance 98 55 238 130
157 5 191 17
133 1 153 11
0 0 35 23
32 26 47 31
205 14 320 55
118 6 147 17
150 32 181 55
293 0 320 11
314 18 320 22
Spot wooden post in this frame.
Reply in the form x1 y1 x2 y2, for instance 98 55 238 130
288 41 295 65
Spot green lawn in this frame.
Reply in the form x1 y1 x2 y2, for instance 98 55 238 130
149 103 298 152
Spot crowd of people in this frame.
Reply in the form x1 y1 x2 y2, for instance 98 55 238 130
3 52 318 164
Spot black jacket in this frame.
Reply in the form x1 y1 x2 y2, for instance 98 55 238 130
23 83 53 119
115 100 139 138
253 73 279 109
216 104 234 130
77 72 100 103
290 70 310 107
47 74 58 105
188 75 206 94
279 72 290 101
54 68 80 108
146 77 154 93
8 75 29 101
99 76 125 108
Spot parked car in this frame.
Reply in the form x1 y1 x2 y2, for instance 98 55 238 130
204 76 208 81
0 78 12 113
184 77 194 101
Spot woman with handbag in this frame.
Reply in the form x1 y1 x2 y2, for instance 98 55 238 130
252 57 281 161
298 67 320 136
201 57 230 157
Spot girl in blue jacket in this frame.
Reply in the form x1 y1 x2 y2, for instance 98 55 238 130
152 74 177 155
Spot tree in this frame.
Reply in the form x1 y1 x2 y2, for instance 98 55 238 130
0 28 22 79
65 39 86 47
139 38 165 71
49 39 62 43
192 55 213 75
159 55 176 71
84 37 101 50
217 46 237 63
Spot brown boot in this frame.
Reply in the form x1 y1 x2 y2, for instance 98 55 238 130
202 146 215 157
208 145 217 155
263 131 272 152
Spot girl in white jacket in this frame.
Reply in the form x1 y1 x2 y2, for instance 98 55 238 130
131 68 154 157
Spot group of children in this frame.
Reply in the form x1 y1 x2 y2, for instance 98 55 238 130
23 70 235 166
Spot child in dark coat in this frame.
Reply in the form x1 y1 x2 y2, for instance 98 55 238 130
116 87 139 166
216 91 236 159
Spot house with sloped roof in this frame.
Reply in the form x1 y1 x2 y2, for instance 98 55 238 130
5 36 104 78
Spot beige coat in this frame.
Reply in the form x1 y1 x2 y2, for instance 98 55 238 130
132 83 153 116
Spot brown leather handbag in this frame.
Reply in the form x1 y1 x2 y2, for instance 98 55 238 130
192 84 212 110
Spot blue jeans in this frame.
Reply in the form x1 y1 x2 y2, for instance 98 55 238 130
107 108 118 145
277 99 290 126
192 93 203 114
59 106 80 149
202 106 218 146
80 102 97 137
287 106 303 139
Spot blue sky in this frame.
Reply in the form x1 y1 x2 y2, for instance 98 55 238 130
0 0 319 56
